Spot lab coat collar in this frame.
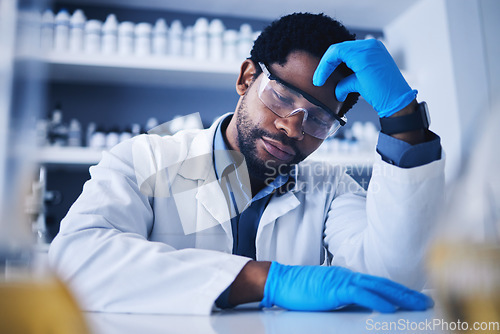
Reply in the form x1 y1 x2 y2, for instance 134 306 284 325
173 114 234 230
177 113 230 182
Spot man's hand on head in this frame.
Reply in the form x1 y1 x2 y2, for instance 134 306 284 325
313 39 417 118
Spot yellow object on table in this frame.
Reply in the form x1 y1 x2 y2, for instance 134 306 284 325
429 242 500 333
0 275 90 334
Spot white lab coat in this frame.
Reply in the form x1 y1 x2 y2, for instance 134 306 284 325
49 114 445 315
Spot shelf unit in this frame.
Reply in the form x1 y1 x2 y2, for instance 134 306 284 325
37 4 384 169
38 146 375 168
42 52 242 88
37 146 104 166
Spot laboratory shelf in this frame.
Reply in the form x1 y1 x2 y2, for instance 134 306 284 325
37 146 104 166
37 146 375 168
41 52 242 88
38 53 416 90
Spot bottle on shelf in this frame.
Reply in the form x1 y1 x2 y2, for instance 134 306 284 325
86 122 96 147
84 19 102 54
131 123 142 137
54 9 70 52
152 18 168 56
89 126 106 149
182 26 194 58
67 119 82 147
145 117 159 132
119 127 132 143
238 23 253 59
193 17 209 60
118 21 135 56
135 22 152 56
223 29 238 62
69 9 86 53
48 104 68 146
102 14 118 55
40 9 54 51
168 20 183 57
105 127 120 149
208 19 224 62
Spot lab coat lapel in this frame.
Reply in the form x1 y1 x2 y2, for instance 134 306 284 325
255 191 300 260
255 173 301 260
258 191 300 230
175 117 233 243
259 166 301 228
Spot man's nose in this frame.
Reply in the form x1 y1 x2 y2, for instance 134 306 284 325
274 109 306 140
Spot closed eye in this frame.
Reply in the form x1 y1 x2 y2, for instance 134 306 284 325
308 113 330 127
272 90 294 106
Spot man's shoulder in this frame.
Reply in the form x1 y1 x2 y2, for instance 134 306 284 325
115 127 210 153
138 127 207 146
101 127 213 170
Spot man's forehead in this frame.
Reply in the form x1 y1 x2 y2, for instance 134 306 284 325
268 51 345 110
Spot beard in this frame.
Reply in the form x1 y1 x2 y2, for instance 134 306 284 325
235 93 306 184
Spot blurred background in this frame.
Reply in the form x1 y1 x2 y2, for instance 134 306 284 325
1 0 499 247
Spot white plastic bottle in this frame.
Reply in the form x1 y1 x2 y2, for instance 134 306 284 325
40 9 54 51
102 14 118 55
118 21 135 56
193 17 208 60
131 123 142 137
119 127 132 143
145 117 159 132
90 127 106 149
135 22 152 56
182 26 194 58
84 19 102 54
152 18 168 56
106 127 120 149
168 20 183 57
67 119 82 147
238 23 253 59
69 9 86 53
208 19 224 62
223 29 238 62
54 9 70 52
86 122 96 147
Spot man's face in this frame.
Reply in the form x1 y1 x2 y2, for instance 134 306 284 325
232 50 345 182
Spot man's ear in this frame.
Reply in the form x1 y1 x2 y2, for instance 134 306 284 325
236 59 258 96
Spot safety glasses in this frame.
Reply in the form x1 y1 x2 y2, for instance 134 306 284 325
258 62 346 139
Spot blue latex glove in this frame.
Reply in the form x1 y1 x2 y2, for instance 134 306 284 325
313 39 417 118
260 262 433 313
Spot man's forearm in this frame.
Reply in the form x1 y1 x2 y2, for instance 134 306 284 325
228 260 271 305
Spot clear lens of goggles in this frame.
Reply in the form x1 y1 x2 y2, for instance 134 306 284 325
258 74 341 139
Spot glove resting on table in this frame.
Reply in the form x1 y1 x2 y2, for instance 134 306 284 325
260 262 433 313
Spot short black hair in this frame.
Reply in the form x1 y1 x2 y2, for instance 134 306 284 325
250 12 359 116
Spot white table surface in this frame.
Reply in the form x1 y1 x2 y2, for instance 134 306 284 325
85 301 449 334
35 245 450 334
